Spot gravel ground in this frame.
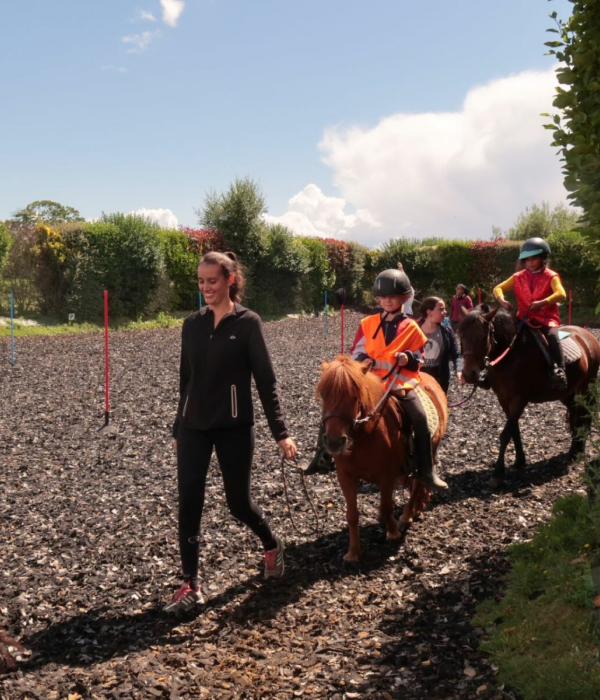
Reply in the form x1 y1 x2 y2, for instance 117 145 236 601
0 311 594 700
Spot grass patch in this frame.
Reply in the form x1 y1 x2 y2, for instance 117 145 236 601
0 309 296 337
474 494 600 699
0 311 188 337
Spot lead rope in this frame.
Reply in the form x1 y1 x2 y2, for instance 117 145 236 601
274 456 321 537
447 384 477 408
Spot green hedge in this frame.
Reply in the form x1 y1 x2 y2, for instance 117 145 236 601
3 216 598 322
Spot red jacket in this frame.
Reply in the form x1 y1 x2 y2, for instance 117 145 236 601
450 294 473 322
513 268 561 327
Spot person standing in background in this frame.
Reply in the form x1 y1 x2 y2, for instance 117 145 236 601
449 284 473 333
418 296 462 394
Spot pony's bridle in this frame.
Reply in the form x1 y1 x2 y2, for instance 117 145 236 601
321 408 370 431
462 317 497 368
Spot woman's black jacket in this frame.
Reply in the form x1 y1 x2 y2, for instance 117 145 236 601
172 304 289 441
417 319 461 390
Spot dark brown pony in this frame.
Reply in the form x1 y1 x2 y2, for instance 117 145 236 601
459 306 600 486
315 356 448 561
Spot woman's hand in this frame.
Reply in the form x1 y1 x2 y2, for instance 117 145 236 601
395 352 409 367
497 298 513 311
278 437 297 460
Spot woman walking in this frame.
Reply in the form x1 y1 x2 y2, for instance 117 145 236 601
418 296 462 394
165 251 297 613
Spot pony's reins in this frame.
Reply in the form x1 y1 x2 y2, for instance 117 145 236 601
272 455 321 537
447 384 477 408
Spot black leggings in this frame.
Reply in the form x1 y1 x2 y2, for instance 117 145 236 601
396 389 433 470
176 424 275 583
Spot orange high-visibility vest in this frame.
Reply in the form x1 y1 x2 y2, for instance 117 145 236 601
361 314 427 391
513 268 561 327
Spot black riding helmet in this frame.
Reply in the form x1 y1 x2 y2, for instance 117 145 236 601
373 269 412 297
518 237 551 260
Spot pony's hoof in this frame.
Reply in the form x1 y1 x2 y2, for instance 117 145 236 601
398 519 411 534
489 476 504 489
510 460 526 472
386 530 402 542
343 552 360 563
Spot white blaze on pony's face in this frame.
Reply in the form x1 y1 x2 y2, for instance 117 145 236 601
198 262 233 306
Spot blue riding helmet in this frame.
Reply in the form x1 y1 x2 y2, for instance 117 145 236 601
518 237 551 260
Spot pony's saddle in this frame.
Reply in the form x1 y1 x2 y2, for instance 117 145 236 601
392 385 439 438
526 325 582 366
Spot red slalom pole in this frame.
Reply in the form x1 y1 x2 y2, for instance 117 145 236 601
568 289 572 325
478 288 482 305
341 304 345 354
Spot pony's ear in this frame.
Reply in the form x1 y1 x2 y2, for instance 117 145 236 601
360 360 371 374
482 305 500 323
479 303 490 314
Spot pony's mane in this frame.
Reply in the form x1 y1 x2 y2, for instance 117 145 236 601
316 355 384 411
459 305 517 347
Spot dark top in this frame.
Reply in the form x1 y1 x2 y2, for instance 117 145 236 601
417 319 461 388
172 304 289 441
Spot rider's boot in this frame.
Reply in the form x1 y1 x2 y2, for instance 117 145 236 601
414 428 448 490
547 332 568 390
304 424 335 475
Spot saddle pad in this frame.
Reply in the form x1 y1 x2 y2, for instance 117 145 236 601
414 385 440 437
561 336 582 365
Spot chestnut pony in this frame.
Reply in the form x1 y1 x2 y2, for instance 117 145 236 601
459 306 600 486
315 355 448 561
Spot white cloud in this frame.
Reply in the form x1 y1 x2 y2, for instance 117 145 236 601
316 69 569 244
129 208 179 228
136 9 157 22
264 184 381 238
160 0 185 27
271 69 568 246
122 30 160 53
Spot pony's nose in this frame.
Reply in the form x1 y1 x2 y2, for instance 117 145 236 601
323 434 347 454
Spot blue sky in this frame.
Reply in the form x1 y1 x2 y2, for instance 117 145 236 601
0 0 574 244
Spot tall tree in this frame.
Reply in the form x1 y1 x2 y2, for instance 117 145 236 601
504 201 580 241
197 177 267 263
544 2 600 246
0 222 11 271
11 200 85 225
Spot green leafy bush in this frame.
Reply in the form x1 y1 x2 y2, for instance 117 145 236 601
65 214 164 320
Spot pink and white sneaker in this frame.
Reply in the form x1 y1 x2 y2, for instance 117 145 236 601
163 581 204 613
264 537 285 579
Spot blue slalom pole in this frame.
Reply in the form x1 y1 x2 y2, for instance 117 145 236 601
10 292 15 366
324 290 328 339
199 291 203 309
